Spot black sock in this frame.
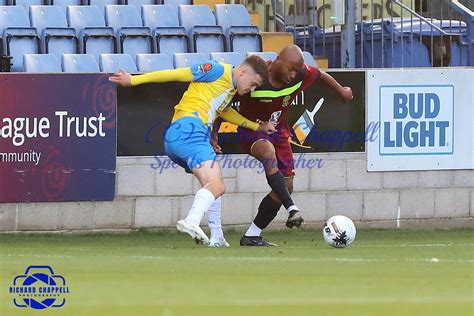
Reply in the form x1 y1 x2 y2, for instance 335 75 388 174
266 171 294 209
253 194 282 230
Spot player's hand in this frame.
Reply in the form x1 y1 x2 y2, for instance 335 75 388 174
108 69 132 87
257 121 277 134
340 86 353 103
210 132 222 154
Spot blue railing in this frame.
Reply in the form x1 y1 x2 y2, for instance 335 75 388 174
244 0 473 68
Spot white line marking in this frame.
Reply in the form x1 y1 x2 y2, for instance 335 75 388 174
6 254 469 264
0 254 73 258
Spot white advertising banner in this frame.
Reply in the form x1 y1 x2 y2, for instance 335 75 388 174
367 69 474 171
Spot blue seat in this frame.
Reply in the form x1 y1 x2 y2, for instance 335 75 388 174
62 53 100 72
214 4 261 54
23 53 62 72
6 0 42 12
49 0 82 15
0 6 39 71
247 51 277 61
173 52 207 68
30 5 77 61
67 5 116 63
136 53 173 72
302 51 317 67
162 0 190 14
210 52 244 66
126 0 157 12
86 0 120 15
105 5 153 60
178 5 225 55
142 5 188 57
99 53 137 72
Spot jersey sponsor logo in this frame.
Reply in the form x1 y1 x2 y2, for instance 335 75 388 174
270 110 282 125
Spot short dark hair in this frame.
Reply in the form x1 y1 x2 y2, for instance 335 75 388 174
242 55 269 84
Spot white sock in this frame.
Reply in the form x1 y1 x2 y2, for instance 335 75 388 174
208 197 223 240
185 188 216 226
245 222 262 237
287 205 299 213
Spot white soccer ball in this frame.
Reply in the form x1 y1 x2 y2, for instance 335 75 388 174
323 215 356 248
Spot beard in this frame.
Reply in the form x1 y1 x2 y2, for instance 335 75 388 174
273 68 290 86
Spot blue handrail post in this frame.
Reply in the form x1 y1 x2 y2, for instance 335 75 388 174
341 0 356 68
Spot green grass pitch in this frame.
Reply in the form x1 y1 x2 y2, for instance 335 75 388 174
1 229 472 316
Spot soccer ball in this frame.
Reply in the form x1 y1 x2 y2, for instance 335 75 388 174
323 215 356 248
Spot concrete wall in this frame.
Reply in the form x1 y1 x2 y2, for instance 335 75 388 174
0 153 472 232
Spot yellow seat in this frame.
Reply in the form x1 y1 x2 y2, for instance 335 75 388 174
192 0 225 11
260 32 294 54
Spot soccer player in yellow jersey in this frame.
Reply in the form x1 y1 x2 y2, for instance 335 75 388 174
109 56 276 246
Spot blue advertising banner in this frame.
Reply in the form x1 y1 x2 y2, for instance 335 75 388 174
0 74 117 202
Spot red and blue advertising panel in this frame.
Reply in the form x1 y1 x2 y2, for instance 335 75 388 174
0 74 116 202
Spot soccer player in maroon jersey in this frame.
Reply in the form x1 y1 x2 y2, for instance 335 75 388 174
209 45 353 247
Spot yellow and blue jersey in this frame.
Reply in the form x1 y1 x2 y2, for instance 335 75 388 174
172 60 236 126
129 60 259 172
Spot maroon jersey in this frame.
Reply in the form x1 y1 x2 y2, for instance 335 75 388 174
237 63 320 138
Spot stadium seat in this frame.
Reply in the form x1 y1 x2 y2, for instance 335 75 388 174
67 5 115 63
141 5 188 58
125 0 157 12
99 53 137 72
136 53 173 72
0 6 40 71
214 4 262 54
178 5 225 55
61 53 100 72
210 52 244 66
30 5 77 61
105 5 153 60
23 53 62 72
6 0 42 13
86 0 120 15
49 0 82 14
173 52 207 69
162 0 190 13
302 51 317 67
247 51 277 61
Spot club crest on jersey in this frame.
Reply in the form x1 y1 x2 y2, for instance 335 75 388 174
282 95 291 107
199 63 212 74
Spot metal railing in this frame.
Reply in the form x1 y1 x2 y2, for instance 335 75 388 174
235 0 473 68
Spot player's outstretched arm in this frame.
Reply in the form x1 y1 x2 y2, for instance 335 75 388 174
320 71 353 103
108 69 132 87
109 68 194 87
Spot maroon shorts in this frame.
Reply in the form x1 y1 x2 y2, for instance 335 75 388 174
238 128 295 177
